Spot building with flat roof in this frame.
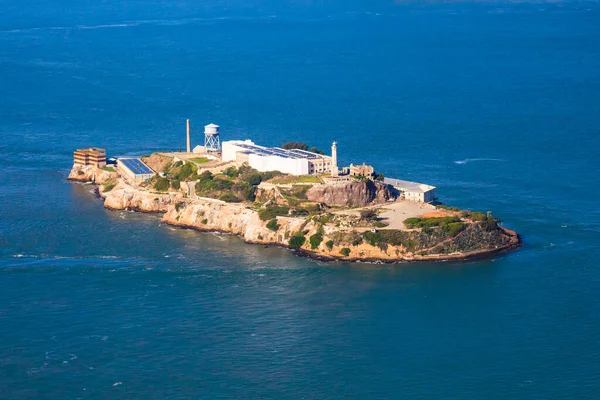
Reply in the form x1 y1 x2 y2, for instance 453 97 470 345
222 140 333 176
117 158 155 183
384 177 436 203
73 148 106 168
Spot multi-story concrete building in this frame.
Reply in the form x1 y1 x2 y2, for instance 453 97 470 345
73 148 107 168
222 140 333 176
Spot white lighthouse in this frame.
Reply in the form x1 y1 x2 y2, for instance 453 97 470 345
331 141 338 177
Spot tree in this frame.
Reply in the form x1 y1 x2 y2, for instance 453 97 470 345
359 208 378 222
282 142 308 151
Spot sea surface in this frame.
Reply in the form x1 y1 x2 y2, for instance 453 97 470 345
1 0 600 398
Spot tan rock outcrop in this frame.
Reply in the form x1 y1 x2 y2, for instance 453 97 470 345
306 180 397 207
68 164 116 184
103 185 183 213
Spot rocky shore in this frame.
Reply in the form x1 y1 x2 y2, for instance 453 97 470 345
69 165 521 263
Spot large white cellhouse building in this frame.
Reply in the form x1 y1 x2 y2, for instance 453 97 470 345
221 140 333 176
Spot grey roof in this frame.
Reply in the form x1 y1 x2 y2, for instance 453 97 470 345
384 177 435 193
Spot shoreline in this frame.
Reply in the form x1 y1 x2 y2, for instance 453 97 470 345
69 165 521 264
163 219 521 264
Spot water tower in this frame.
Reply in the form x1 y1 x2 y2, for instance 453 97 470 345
204 123 221 153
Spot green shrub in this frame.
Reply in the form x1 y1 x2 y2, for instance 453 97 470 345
259 205 290 221
77 170 85 175
266 219 280 231
309 231 324 249
218 192 241 203
177 162 197 180
175 201 185 212
438 204 461 212
173 161 183 168
244 173 263 186
102 183 116 192
282 142 308 150
171 179 181 190
224 166 238 178
340 248 351 256
154 177 170 192
288 233 306 249
441 222 466 236
325 240 334 250
232 182 256 201
359 209 378 221
201 218 208 224
404 216 460 229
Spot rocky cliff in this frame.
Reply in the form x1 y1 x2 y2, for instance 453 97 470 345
306 180 397 207
103 185 183 213
68 164 520 262
67 164 116 184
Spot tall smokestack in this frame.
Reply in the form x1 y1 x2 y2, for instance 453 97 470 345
186 119 191 153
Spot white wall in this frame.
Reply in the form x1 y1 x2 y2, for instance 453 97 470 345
222 140 310 175
248 154 308 175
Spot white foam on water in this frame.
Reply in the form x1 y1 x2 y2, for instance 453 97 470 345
454 158 507 165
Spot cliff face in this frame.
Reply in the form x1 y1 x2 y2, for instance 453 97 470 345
67 164 116 184
306 180 397 207
103 186 183 213
67 164 520 262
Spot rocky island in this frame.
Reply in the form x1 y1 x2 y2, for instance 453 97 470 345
68 140 520 263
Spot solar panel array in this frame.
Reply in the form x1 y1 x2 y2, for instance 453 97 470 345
235 143 325 160
120 158 153 175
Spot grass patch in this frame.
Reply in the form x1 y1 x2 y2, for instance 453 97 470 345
404 216 460 229
259 205 290 221
270 175 321 184
189 157 210 163
101 166 115 172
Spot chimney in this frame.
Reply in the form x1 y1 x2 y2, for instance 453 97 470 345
186 119 191 153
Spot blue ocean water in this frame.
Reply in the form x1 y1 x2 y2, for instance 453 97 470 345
1 0 600 398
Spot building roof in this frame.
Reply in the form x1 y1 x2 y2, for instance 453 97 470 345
119 158 154 175
384 177 435 193
205 123 219 128
225 140 330 160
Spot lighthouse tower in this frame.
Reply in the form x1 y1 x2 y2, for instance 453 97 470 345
186 119 191 153
331 141 339 177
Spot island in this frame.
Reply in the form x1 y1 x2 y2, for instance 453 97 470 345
68 124 520 263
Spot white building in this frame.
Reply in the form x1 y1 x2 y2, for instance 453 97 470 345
222 140 333 176
384 177 436 203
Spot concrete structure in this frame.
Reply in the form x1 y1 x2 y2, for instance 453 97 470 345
73 148 106 168
349 163 374 177
186 119 191 153
331 141 338 177
222 140 334 176
117 158 155 184
204 123 221 153
384 177 436 203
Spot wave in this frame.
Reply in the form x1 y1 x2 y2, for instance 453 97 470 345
0 15 278 34
454 158 507 165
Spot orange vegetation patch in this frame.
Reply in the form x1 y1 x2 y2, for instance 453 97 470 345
420 211 451 218
142 153 172 173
